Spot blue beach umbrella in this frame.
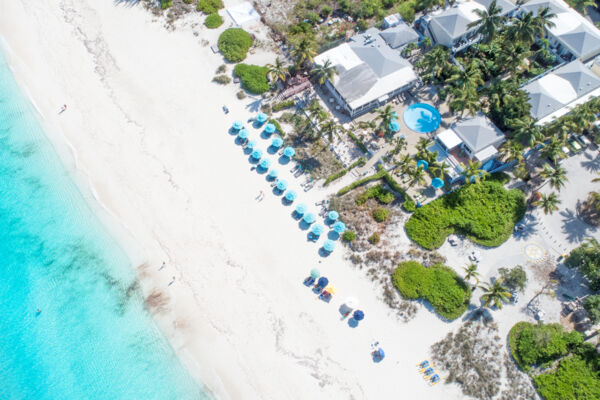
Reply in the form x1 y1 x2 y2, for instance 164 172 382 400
388 120 400 132
259 159 271 169
317 276 329 288
432 177 444 189
265 123 276 134
276 179 288 191
310 268 320 279
328 210 339 221
246 140 257 150
375 348 385 359
237 128 249 140
295 203 307 215
268 169 278 179
303 212 316 224
285 190 297 201
333 221 346 234
271 137 283 148
283 147 295 158
416 160 429 170
232 120 243 130
323 239 335 252
257 112 268 124
311 224 324 236
251 149 263 160
353 310 364 321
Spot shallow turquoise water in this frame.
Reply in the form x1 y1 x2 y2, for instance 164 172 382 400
0 48 209 399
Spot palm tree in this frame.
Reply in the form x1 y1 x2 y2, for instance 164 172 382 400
320 119 339 142
534 6 557 36
499 140 524 164
480 279 512 309
467 0 507 43
430 161 450 179
266 57 288 85
416 0 443 12
540 165 568 191
463 264 481 286
307 100 327 123
310 59 337 85
389 136 408 156
497 41 531 76
511 117 542 147
567 0 595 15
376 105 396 133
448 87 480 117
394 153 413 174
416 45 453 82
407 163 427 187
415 137 432 155
540 137 566 164
533 192 561 214
505 11 537 44
419 36 433 50
290 38 317 67
461 160 488 183
446 60 484 90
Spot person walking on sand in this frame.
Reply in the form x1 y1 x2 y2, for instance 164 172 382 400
168 276 176 286
159 261 166 270
58 104 67 114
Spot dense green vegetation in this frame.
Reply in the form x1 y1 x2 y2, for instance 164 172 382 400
218 29 253 62
584 295 600 324
233 64 270 94
372 207 389 222
204 13 223 29
405 181 526 249
272 99 296 112
566 238 600 290
342 230 356 242
323 157 366 186
347 131 369 154
392 261 471 320
498 265 527 292
509 321 600 400
197 0 223 14
356 184 394 205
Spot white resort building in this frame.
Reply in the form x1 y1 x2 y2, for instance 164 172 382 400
431 115 506 180
523 59 600 125
314 25 419 118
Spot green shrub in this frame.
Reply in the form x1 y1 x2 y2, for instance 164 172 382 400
565 238 600 290
347 131 369 154
268 119 284 137
160 0 173 9
216 64 227 74
218 28 253 62
272 99 295 112
368 232 380 244
236 90 246 100
534 356 600 400
205 13 223 28
197 0 223 14
508 322 583 371
183 0 193 3
212 74 231 84
405 181 526 249
342 230 356 242
584 294 600 324
324 158 366 186
392 261 471 320
403 199 416 212
337 169 386 196
373 207 390 222
321 5 333 17
356 184 394 205
397 0 416 22
233 64 270 94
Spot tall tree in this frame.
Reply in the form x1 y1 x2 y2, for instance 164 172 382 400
533 6 557 36
511 116 542 147
566 0 595 15
467 0 507 43
505 11 538 44
540 165 568 191
446 60 484 90
499 140 524 164
310 59 337 85
430 161 450 179
534 192 561 214
416 45 454 83
407 163 427 187
480 279 512 309
448 87 480 117
376 105 396 133
463 263 481 285
266 57 288 85
320 119 339 142
290 38 317 67
461 160 488 183
540 136 566 164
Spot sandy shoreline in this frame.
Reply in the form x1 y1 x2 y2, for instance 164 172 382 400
0 1 505 399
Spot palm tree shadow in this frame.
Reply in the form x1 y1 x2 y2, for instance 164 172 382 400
580 151 600 173
462 304 494 323
560 208 596 243
514 219 539 241
245 97 263 113
113 0 139 6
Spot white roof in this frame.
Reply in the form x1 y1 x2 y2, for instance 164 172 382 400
474 145 498 162
226 2 260 26
315 43 363 71
437 128 463 149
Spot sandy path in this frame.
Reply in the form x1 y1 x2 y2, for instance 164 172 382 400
0 1 466 399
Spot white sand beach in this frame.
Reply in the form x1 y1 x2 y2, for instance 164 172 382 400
0 1 563 399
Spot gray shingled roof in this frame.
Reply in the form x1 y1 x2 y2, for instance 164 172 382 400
453 115 505 153
351 46 410 77
334 64 378 103
558 25 600 60
519 0 567 15
378 24 420 49
523 60 600 120
428 0 516 46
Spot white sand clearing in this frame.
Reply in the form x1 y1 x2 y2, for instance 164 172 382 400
0 1 469 398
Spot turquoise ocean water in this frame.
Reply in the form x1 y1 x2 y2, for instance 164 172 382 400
0 48 210 399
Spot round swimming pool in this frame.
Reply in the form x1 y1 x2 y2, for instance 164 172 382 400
403 103 442 133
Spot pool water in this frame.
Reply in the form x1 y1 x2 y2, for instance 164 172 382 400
0 48 210 399
403 103 442 133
